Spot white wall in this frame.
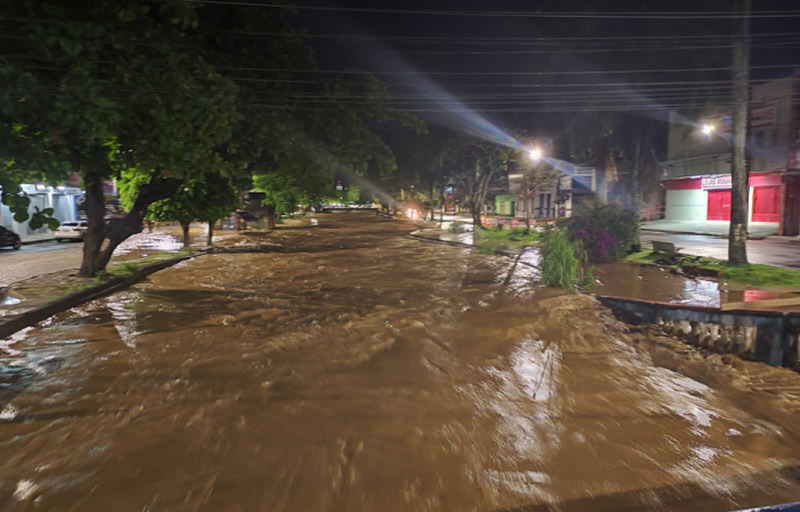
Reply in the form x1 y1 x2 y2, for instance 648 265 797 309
666 189 707 221
0 186 81 236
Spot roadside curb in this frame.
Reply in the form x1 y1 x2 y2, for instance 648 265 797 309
641 228 771 240
20 237 57 245
766 235 800 244
0 253 198 339
407 230 528 260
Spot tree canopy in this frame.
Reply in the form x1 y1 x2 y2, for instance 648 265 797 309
1 0 420 274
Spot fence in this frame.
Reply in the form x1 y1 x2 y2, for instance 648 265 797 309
640 205 666 223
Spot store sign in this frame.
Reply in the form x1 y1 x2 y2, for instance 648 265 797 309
701 175 732 190
751 103 777 128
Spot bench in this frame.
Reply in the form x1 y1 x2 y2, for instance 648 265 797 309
651 240 682 254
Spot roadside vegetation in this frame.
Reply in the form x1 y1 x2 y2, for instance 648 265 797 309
539 228 596 290
562 202 640 262
475 227 540 254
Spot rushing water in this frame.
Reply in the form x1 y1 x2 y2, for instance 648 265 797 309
1 214 800 511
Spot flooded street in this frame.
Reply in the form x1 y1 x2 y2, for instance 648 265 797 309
2 213 800 511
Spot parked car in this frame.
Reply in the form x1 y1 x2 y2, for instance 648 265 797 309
0 225 21 250
55 220 89 242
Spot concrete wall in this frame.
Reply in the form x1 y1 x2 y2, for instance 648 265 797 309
665 189 707 221
665 74 793 179
751 77 792 172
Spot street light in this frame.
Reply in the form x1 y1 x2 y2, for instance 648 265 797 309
528 146 543 163
701 123 716 137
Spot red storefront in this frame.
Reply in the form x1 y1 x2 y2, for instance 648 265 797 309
664 171 799 234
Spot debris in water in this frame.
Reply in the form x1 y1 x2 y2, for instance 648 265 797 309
13 480 39 501
0 404 17 421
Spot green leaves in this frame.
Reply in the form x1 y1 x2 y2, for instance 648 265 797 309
27 206 60 230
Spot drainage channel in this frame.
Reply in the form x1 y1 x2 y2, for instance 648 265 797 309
599 294 800 369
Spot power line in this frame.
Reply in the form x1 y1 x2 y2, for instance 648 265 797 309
11 56 797 76
379 44 743 55
215 63 800 76
224 31 800 43
178 1 800 20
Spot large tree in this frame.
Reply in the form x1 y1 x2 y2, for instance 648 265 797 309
0 0 240 276
461 139 513 228
192 4 424 228
120 171 240 247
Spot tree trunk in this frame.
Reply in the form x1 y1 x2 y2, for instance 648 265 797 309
596 163 608 203
181 222 190 248
207 220 214 247
78 173 108 277
439 185 445 226
471 204 482 228
630 135 643 209
264 204 276 229
78 172 183 277
728 0 751 264
525 194 531 233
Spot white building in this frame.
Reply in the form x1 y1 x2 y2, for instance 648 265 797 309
662 70 800 235
0 183 83 237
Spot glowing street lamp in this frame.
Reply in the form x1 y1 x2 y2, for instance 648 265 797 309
701 123 716 137
527 146 543 163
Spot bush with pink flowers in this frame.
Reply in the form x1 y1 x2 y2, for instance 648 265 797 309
564 201 639 262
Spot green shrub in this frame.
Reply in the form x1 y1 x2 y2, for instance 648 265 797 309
540 228 581 289
580 265 597 289
564 201 639 262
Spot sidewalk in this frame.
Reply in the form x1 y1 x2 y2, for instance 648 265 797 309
641 219 778 239
20 232 57 244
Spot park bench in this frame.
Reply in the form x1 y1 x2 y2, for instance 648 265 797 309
651 240 682 254
650 240 705 269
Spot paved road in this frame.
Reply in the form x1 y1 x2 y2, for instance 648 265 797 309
640 231 800 268
0 241 83 287
3 213 800 511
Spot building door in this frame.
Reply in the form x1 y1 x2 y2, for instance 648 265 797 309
782 176 800 236
752 186 781 223
706 190 731 221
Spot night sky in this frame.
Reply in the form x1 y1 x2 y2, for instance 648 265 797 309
287 0 800 154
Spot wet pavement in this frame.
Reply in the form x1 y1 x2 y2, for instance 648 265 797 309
0 226 231 288
593 264 800 310
2 213 800 511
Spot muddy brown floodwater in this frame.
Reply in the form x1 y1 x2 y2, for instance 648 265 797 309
2 213 800 511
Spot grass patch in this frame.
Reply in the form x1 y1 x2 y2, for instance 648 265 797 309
97 250 194 281
64 281 93 294
626 250 800 287
102 262 140 279
475 227 540 254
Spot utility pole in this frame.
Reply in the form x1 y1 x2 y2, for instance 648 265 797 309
728 0 751 264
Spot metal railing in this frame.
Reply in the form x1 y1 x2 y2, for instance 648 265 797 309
640 205 666 223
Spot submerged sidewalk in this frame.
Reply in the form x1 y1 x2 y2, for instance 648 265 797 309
641 219 779 239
